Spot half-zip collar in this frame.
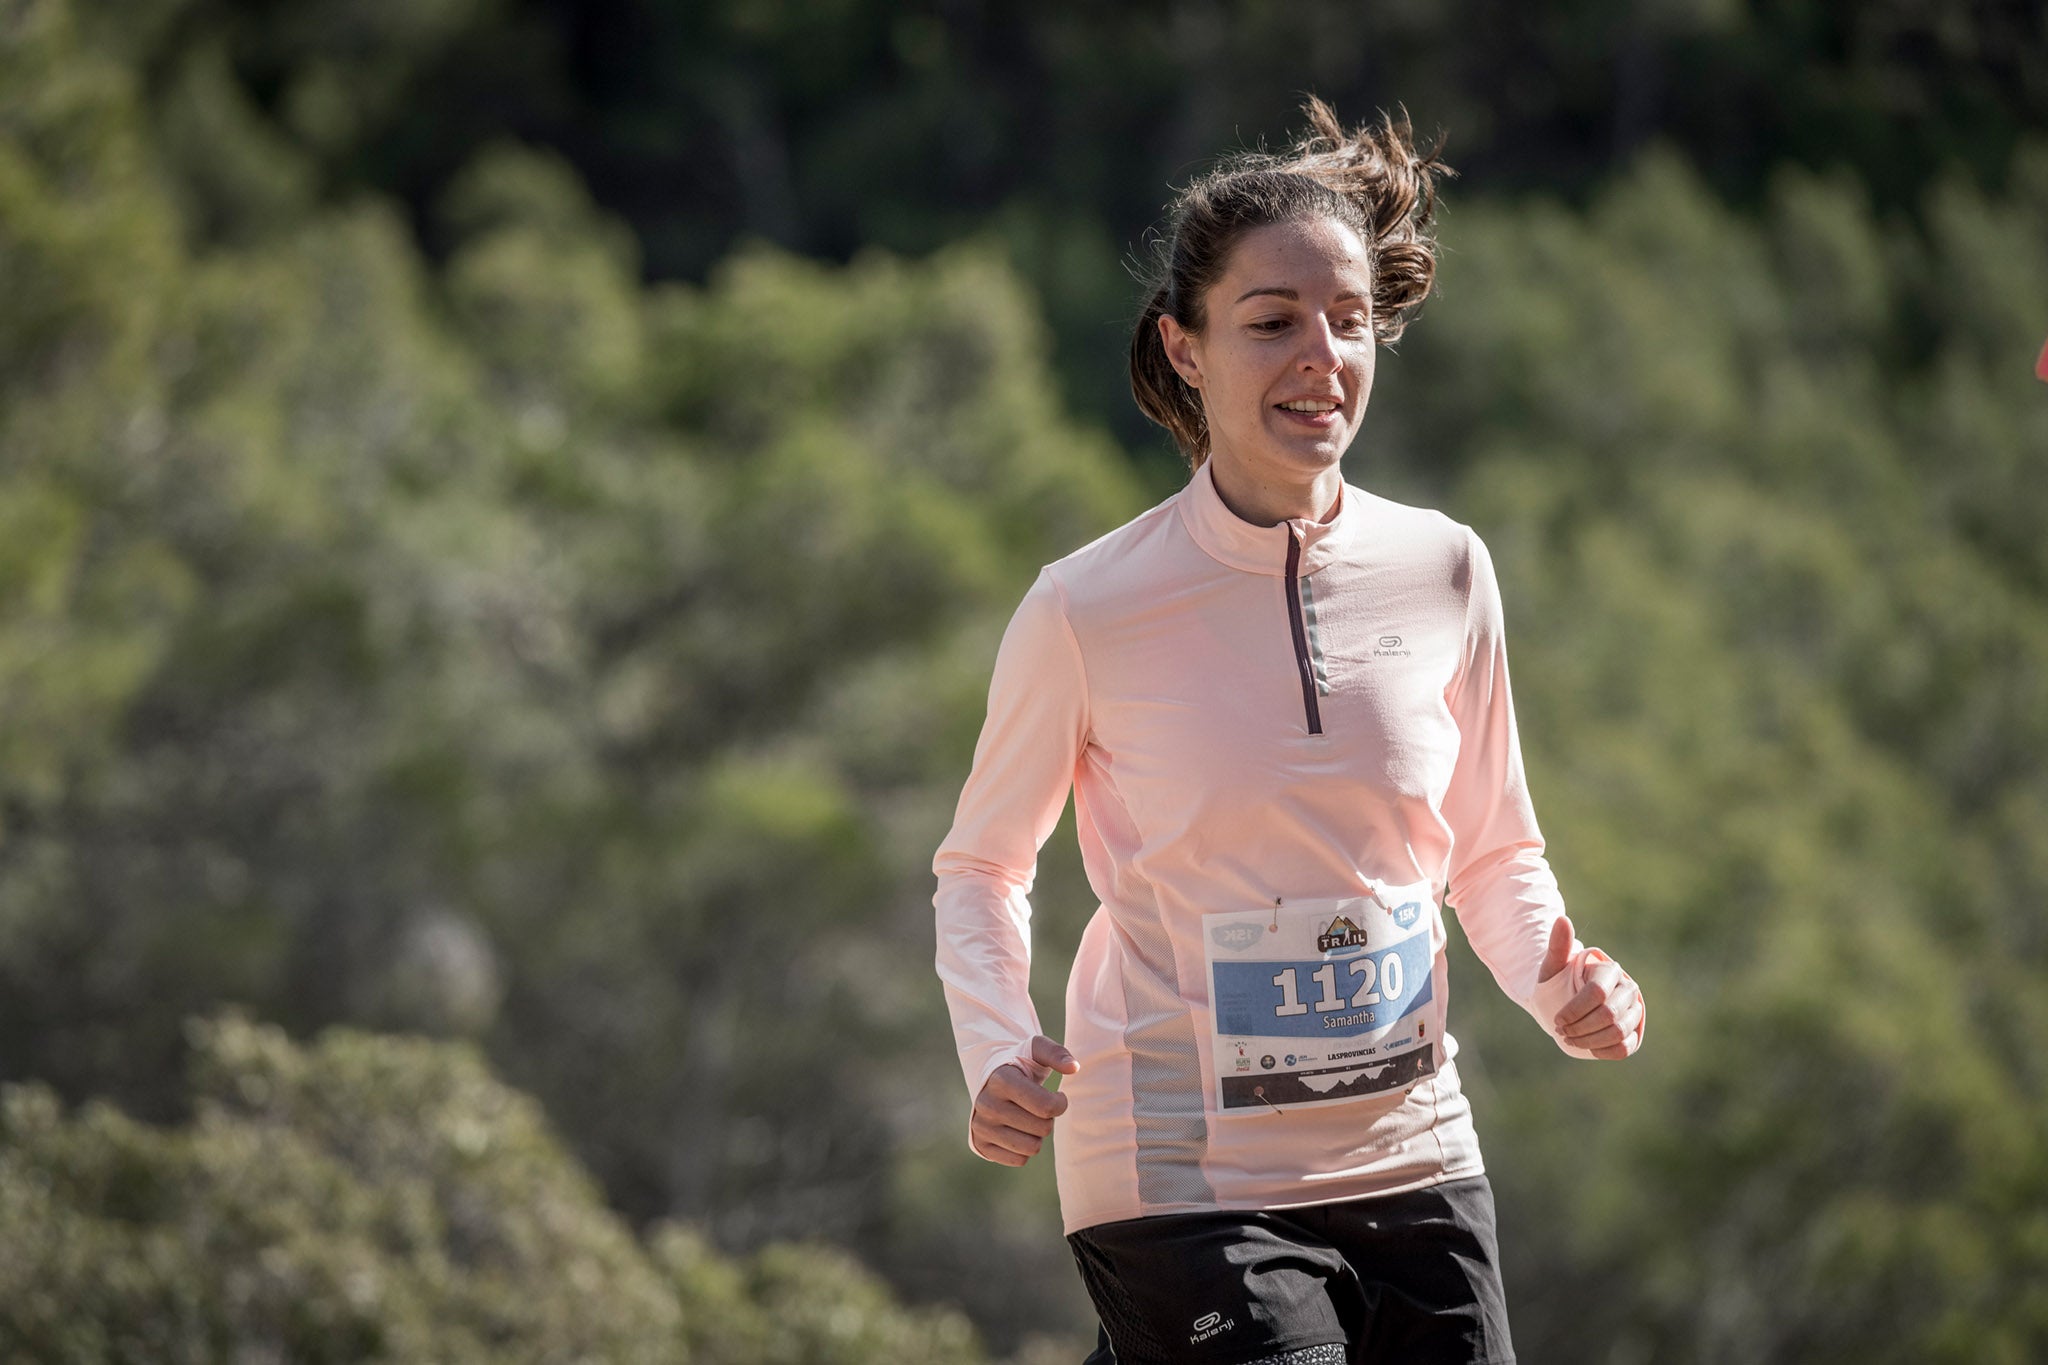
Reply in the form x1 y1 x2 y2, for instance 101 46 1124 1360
1284 530 1326 735
1175 458 1362 577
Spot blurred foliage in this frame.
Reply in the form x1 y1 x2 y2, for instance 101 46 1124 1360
4 0 2048 1360
0 1012 992 1364
1388 145 2048 1362
50 0 2048 454
0 0 1127 1344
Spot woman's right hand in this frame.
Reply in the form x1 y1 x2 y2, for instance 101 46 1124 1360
970 1035 1079 1166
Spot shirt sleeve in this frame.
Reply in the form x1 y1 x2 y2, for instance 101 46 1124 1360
1440 527 1640 1059
933 569 1090 1122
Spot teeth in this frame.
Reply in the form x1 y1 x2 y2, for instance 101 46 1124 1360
1280 400 1338 413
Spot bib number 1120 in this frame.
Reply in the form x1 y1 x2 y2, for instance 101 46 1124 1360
1271 953 1405 1017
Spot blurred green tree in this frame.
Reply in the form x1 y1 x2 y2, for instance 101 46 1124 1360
1378 143 2048 1363
0 1011 990 1364
59 0 2048 452
2 0 1128 1343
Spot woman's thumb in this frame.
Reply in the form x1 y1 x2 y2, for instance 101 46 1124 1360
1537 915 1574 984
1031 1035 1079 1076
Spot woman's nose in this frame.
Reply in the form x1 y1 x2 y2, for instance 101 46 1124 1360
1298 318 1342 372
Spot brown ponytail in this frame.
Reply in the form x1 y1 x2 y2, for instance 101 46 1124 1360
1128 96 1455 470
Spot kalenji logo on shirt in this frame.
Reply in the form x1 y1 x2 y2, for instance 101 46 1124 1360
1190 1311 1236 1344
1374 634 1411 658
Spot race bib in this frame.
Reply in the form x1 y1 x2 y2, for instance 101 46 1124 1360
1204 886 1441 1112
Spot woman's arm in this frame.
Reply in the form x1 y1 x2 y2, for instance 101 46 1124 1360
1440 527 1644 1059
934 568 1092 1145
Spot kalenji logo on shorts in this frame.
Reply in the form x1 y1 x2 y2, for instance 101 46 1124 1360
1190 1311 1236 1344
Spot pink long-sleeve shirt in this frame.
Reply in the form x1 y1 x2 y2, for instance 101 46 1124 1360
934 460 1630 1235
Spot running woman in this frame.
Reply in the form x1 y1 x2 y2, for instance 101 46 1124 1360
934 98 1646 1365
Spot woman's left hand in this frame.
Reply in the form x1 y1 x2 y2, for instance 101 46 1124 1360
1537 916 1645 1060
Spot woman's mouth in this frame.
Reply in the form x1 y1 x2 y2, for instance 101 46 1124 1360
1275 398 1341 427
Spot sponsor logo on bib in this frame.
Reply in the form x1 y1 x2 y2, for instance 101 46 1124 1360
1211 922 1264 951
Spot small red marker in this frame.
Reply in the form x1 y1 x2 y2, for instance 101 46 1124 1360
2037 336 2048 382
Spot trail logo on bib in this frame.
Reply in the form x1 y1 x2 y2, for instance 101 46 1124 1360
1317 916 1369 953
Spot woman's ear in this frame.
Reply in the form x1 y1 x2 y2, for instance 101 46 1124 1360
1159 314 1202 388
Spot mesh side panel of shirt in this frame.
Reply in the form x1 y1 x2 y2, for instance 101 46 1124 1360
1118 890 1213 1207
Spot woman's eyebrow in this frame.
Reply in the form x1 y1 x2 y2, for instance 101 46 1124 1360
1233 287 1368 305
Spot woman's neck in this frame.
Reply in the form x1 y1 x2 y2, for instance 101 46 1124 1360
1204 452 1343 528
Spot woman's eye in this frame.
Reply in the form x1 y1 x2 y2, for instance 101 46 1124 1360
1335 314 1370 334
1250 319 1290 334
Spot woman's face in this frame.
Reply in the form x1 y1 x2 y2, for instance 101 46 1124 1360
1160 215 1376 496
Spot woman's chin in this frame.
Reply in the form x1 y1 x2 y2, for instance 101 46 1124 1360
1212 424 1355 482
1267 430 1353 471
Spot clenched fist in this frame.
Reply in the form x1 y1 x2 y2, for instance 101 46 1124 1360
1536 915 1646 1060
971 1035 1079 1166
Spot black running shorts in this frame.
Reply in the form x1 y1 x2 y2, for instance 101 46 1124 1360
1066 1174 1515 1365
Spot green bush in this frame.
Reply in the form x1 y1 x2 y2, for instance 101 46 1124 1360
0 1013 993 1365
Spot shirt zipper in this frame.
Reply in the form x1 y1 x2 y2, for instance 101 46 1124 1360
1283 530 1324 736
